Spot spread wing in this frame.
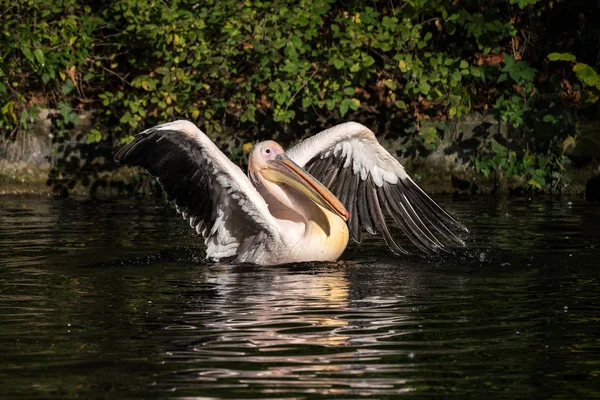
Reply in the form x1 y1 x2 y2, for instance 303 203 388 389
285 122 468 255
114 120 280 262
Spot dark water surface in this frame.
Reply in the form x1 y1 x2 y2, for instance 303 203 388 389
1 195 599 399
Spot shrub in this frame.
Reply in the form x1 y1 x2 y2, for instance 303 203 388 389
1 0 598 194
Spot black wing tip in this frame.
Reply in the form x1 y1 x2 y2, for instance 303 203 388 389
114 143 131 165
113 126 167 166
403 176 469 231
114 130 147 165
376 176 470 255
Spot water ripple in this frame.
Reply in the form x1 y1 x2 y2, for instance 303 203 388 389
0 196 599 398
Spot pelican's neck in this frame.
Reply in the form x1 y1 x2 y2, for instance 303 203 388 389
253 177 349 263
255 178 332 234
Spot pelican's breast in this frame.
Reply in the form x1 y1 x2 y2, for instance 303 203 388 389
292 207 349 262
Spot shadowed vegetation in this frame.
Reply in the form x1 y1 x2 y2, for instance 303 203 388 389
1 0 599 195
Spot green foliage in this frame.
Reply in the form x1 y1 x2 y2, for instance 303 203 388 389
498 55 537 86
1 0 598 194
508 0 540 9
418 126 442 150
1 0 507 137
547 52 600 106
491 54 537 127
471 139 566 191
573 64 600 91
547 52 577 62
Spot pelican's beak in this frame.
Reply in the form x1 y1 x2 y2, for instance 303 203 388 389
262 154 349 221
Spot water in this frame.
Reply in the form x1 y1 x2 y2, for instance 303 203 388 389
1 195 599 398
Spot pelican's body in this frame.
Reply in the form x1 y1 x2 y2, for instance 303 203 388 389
115 120 466 265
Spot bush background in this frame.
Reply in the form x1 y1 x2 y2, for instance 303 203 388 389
1 0 599 195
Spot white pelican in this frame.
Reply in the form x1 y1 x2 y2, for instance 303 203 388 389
114 120 467 265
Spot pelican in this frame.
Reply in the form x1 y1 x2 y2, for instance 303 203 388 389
114 120 467 265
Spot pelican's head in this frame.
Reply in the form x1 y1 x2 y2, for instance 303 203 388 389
248 141 285 173
248 140 348 221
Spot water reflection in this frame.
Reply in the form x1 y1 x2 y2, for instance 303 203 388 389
0 196 599 398
154 264 417 396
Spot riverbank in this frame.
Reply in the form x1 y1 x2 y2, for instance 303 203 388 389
1 112 599 197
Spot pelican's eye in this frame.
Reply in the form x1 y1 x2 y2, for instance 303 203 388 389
263 147 277 159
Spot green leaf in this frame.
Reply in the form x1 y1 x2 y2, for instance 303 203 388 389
86 128 102 144
61 80 75 95
339 99 349 117
363 55 375 68
274 92 288 105
395 100 406 109
273 39 287 49
332 58 344 69
34 49 45 66
419 126 439 146
573 63 600 88
281 61 298 74
547 52 576 62
22 47 34 64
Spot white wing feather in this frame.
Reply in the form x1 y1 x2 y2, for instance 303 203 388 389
115 120 280 262
286 122 467 254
